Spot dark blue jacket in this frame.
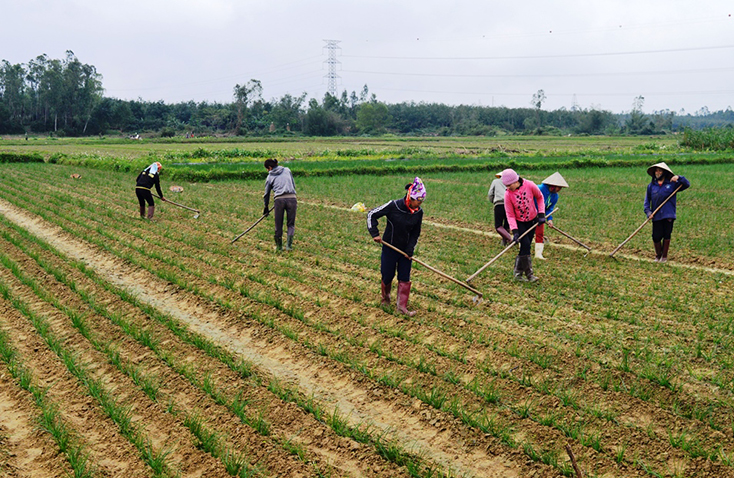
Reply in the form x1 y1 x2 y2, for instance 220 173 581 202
644 176 690 220
367 198 423 256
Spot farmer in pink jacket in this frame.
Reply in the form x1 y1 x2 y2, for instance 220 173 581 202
502 168 546 282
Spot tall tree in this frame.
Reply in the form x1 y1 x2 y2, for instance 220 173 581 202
233 79 262 134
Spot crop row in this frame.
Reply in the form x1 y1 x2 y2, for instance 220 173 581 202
1 163 733 476
0 208 429 474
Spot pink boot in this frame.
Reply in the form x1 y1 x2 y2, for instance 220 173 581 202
396 281 416 317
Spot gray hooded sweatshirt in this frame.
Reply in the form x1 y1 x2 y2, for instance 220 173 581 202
263 166 297 206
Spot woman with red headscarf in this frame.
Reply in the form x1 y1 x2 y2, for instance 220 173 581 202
367 177 426 316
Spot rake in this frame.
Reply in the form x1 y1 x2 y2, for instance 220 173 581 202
154 194 200 219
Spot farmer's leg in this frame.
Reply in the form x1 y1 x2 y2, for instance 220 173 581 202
273 199 286 240
135 189 147 217
396 256 413 282
651 220 665 260
517 221 534 256
380 247 400 284
285 198 297 237
660 219 675 262
494 204 511 243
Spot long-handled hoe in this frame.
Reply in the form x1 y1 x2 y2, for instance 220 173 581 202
609 184 683 258
379 240 483 304
154 194 200 219
548 223 591 256
231 207 275 244
466 208 558 283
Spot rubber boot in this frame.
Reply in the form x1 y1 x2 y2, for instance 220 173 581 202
274 237 283 251
146 206 155 220
514 256 528 282
496 226 512 246
396 281 416 316
139 204 146 218
285 235 294 251
535 242 546 260
380 280 392 307
524 255 539 282
653 242 662 262
660 239 670 263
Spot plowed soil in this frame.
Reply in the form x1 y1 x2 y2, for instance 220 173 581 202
0 163 732 477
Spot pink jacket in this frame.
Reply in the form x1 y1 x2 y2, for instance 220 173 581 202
503 179 545 231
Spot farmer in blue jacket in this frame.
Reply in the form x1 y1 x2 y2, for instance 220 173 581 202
644 162 690 263
534 172 568 260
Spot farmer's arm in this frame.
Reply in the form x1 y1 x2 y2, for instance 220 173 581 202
406 216 422 257
367 201 393 241
154 176 164 200
672 175 690 192
546 195 558 223
504 194 518 232
532 184 545 215
263 178 273 207
644 185 652 217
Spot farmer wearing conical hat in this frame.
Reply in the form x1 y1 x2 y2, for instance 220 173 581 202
488 172 512 245
367 177 425 316
534 172 569 260
135 161 166 219
502 169 545 282
644 162 689 263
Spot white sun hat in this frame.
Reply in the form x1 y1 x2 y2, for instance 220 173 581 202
541 172 569 188
647 162 674 177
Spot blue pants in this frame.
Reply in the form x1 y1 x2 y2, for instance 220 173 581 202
381 246 412 283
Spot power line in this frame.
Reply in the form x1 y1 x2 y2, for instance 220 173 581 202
342 44 734 61
340 66 734 79
351 85 734 98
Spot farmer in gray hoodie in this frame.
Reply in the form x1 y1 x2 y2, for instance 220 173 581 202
263 159 298 251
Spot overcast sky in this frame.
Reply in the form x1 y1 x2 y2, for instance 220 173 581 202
3 0 733 114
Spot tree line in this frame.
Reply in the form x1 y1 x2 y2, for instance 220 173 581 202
2 53 733 137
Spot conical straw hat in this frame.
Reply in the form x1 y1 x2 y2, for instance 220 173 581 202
495 172 502 178
647 162 674 177
541 172 569 188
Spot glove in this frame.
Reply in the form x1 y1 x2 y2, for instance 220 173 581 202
263 206 270 217
512 230 520 243
537 213 546 224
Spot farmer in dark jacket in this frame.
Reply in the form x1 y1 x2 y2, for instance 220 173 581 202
263 159 297 251
367 177 425 316
644 161 690 263
135 162 165 219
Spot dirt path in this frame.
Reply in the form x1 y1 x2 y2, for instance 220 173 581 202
0 199 527 477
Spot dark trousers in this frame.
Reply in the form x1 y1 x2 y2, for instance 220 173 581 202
494 204 509 230
274 197 297 239
381 246 413 283
652 219 675 242
516 220 536 256
136 188 154 207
